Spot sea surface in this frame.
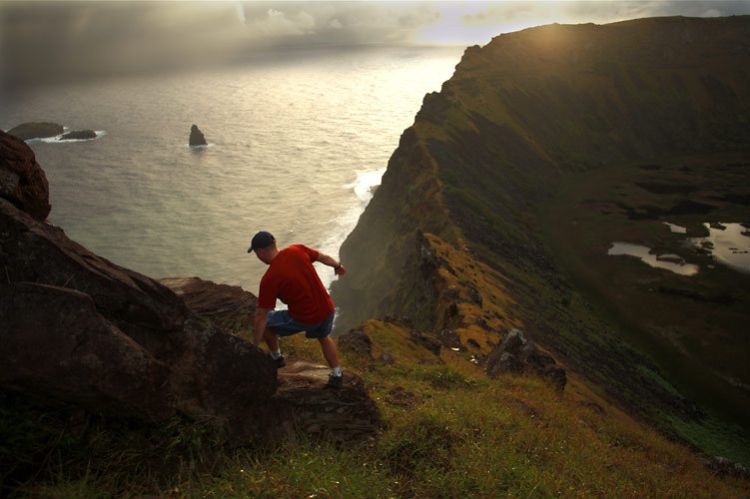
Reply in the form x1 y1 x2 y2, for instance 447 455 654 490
2 47 462 294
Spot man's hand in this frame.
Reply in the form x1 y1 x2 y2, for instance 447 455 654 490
317 252 347 276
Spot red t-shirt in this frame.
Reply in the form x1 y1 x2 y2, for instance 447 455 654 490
257 244 335 324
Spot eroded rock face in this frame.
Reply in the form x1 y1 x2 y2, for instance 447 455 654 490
0 282 173 421
7 122 63 141
486 329 567 391
189 124 207 146
0 130 50 221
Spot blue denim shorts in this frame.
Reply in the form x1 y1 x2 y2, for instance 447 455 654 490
267 310 335 339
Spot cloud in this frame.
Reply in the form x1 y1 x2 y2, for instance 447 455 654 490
246 8 316 38
3 0 750 89
461 1 750 27
413 1 750 45
239 2 442 46
0 2 250 88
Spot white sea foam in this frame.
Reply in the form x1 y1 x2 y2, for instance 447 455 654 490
33 130 107 143
319 167 386 289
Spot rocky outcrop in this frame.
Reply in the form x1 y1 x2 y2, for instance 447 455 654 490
189 124 207 146
0 130 50 221
59 130 97 141
161 277 256 335
7 122 63 141
0 195 278 427
0 196 188 339
1 282 173 421
0 130 279 431
272 359 380 441
707 456 750 479
337 329 374 357
486 329 567 391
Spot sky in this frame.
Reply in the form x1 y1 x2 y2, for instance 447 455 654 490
2 1 750 88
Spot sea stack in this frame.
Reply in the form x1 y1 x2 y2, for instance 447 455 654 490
189 124 207 146
59 130 97 141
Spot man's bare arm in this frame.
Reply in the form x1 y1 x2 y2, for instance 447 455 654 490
253 307 271 346
317 252 347 276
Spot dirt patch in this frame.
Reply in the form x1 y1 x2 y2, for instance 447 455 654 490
385 386 423 408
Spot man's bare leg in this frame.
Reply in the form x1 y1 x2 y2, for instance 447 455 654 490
318 336 340 369
263 327 279 352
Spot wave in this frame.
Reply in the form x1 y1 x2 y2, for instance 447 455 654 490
319 167 386 290
32 129 107 144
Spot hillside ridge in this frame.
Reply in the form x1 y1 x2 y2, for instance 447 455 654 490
332 15 750 463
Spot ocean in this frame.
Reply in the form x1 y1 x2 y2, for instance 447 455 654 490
2 47 462 295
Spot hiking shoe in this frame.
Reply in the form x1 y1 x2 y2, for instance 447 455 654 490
273 355 286 369
326 374 343 389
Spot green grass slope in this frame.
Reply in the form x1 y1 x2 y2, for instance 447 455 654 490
10 327 750 496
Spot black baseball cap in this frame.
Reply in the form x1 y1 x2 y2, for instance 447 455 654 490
247 231 275 253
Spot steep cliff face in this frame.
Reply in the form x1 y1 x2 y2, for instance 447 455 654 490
332 16 750 462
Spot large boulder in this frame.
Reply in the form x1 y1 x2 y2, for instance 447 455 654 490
0 130 50 221
6 122 64 141
486 329 567 391
271 359 380 442
189 124 207 146
0 282 173 421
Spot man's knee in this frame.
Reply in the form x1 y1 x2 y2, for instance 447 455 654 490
317 336 336 345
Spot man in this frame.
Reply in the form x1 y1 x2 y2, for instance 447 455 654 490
248 230 346 388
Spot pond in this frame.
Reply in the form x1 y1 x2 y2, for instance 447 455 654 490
607 242 699 276
663 221 687 234
691 223 750 274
